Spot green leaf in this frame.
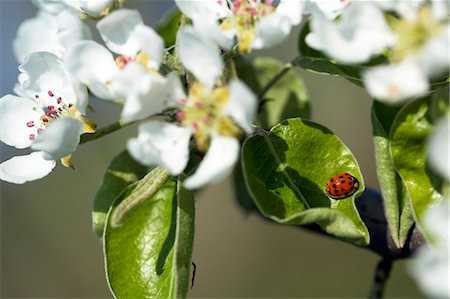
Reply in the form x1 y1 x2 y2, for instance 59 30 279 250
236 57 310 128
92 150 148 238
104 177 195 299
156 8 181 48
242 118 369 245
390 95 448 234
371 102 414 248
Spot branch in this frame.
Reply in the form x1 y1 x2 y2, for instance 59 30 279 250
368 258 393 299
80 120 133 144
257 59 295 100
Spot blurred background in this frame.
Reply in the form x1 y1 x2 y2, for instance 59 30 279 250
1 1 424 298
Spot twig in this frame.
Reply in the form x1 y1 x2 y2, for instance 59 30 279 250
80 120 133 144
257 59 295 100
368 258 393 299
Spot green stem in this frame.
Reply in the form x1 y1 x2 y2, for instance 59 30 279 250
257 59 295 100
110 167 171 227
368 258 393 299
79 120 133 144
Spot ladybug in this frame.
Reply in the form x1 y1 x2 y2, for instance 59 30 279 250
325 172 359 199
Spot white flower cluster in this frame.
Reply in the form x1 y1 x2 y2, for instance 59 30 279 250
1 0 448 191
306 0 449 103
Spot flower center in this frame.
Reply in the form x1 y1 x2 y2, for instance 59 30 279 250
26 90 96 141
390 7 447 62
115 51 157 73
220 0 275 53
175 82 242 151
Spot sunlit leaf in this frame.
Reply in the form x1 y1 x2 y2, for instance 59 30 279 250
242 118 369 245
104 177 195 299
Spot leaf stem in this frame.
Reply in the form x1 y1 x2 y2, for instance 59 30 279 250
368 258 393 299
257 59 295 100
80 120 133 144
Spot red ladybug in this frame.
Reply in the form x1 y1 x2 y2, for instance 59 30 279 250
325 173 359 199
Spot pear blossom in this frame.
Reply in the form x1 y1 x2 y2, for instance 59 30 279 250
409 199 450 298
305 2 396 64
33 0 115 18
175 0 303 53
13 8 91 63
65 9 164 102
0 52 95 184
363 1 449 102
125 27 257 189
362 62 429 103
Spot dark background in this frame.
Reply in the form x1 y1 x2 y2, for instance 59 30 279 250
0 1 423 298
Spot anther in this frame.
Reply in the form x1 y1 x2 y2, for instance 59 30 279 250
48 90 54 97
26 121 35 127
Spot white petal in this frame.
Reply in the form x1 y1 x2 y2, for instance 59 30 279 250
0 95 44 149
409 245 450 299
192 14 234 50
127 121 192 175
0 152 56 184
18 51 88 112
77 0 114 17
178 26 223 89
184 135 239 189
55 9 92 49
253 13 293 50
32 0 69 13
419 26 450 79
31 118 84 160
175 0 228 20
12 11 61 63
362 62 429 103
427 116 450 182
110 62 148 99
121 73 174 122
305 0 350 20
97 9 143 56
224 80 257 134
306 3 396 64
65 41 117 101
276 0 304 25
133 25 165 70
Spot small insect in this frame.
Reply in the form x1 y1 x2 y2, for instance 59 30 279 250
325 172 359 199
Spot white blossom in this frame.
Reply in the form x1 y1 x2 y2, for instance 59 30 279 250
65 9 164 102
0 52 94 184
175 0 303 53
13 9 91 63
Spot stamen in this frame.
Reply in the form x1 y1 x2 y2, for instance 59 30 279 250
29 134 35 141
192 122 199 131
48 90 54 97
26 121 34 127
203 115 211 124
176 111 185 121
57 97 62 104
35 95 39 99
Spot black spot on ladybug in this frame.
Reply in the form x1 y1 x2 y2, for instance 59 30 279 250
332 184 337 188
341 188 345 191
341 180 345 184
334 190 339 193
339 175 344 178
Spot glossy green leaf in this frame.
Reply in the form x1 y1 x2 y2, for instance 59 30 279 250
236 57 310 128
390 95 448 234
371 102 414 248
92 150 148 238
242 118 369 245
156 8 181 48
104 177 195 299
